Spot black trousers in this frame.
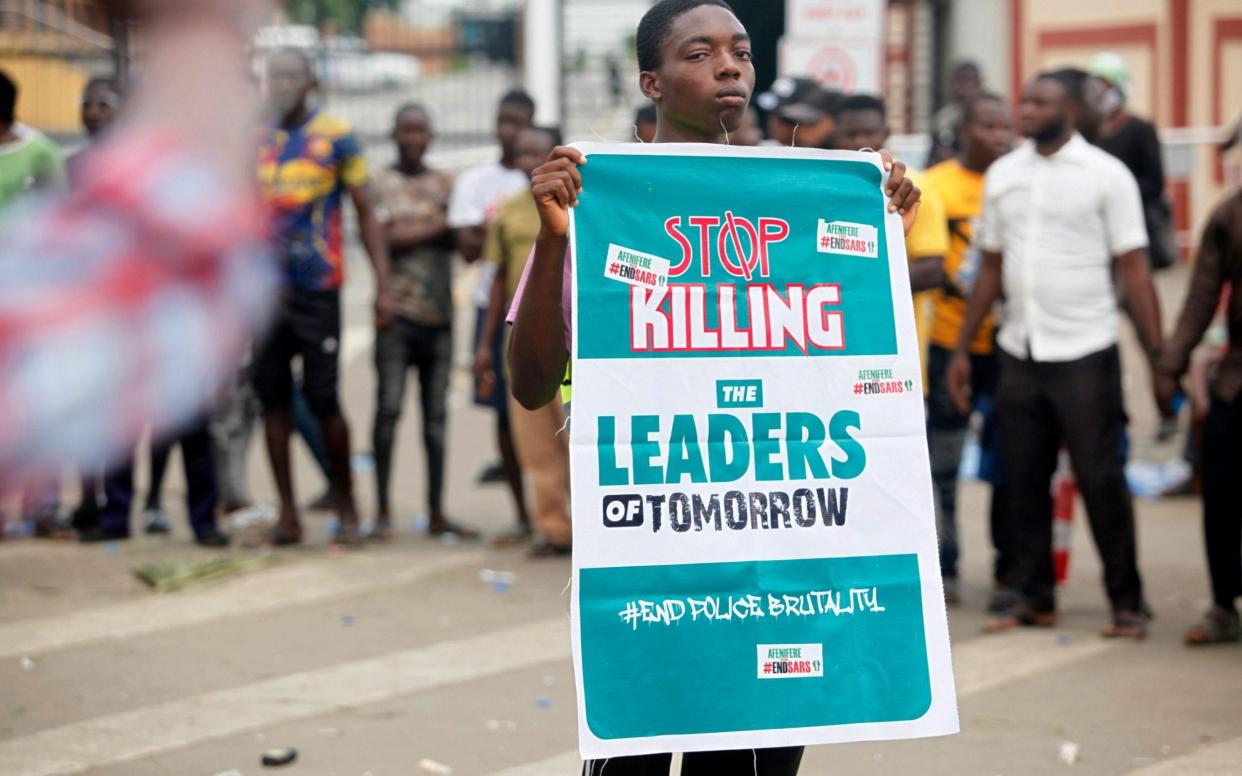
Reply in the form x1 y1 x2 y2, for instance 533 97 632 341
1203 393 1242 609
583 747 803 775
100 421 218 538
373 317 453 515
996 347 1143 614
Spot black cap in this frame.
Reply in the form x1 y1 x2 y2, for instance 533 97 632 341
757 76 839 124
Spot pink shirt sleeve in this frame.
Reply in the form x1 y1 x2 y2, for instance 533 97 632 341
505 245 573 350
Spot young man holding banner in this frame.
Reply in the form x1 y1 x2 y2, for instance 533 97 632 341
509 1 943 772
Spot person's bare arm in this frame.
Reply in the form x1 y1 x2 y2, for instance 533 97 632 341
474 267 507 399
351 186 395 330
386 211 449 253
909 256 946 293
454 225 487 263
946 250 1004 412
1114 248 1163 358
508 146 582 410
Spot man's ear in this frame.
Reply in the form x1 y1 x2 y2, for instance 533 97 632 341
639 71 661 103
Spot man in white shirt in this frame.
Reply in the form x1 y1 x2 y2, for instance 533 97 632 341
447 89 535 543
948 70 1168 639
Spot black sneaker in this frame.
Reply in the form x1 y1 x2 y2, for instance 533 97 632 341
78 525 131 543
194 529 231 548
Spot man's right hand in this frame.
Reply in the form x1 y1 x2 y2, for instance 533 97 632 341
1153 371 1180 419
531 146 585 239
474 345 496 400
946 350 973 415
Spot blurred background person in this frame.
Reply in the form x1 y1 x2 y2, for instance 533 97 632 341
1087 53 1175 270
756 76 838 148
835 93 948 384
927 60 984 166
0 70 65 207
475 125 571 558
372 104 476 541
922 92 1015 607
1154 186 1242 645
448 90 536 547
255 48 393 547
0 0 278 504
948 70 1165 639
633 102 657 143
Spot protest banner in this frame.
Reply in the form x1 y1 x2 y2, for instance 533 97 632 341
567 143 958 759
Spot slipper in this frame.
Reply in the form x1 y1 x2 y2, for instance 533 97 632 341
333 524 365 547
1184 607 1241 645
367 521 395 542
527 540 572 559
491 525 533 548
428 519 480 541
984 605 1057 634
265 526 303 546
1102 610 1149 640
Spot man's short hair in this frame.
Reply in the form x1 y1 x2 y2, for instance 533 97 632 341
837 93 886 120
961 91 1005 124
636 0 734 73
1039 68 1087 106
527 124 563 147
0 70 17 124
499 89 536 115
269 47 317 80
395 102 430 122
84 76 122 96
951 60 982 80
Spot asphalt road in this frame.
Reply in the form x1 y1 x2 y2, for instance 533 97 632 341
1 242 1238 775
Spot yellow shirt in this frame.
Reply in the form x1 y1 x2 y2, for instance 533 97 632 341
902 171 950 383
483 187 540 303
923 159 995 354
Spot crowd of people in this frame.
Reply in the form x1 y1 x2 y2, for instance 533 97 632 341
0 0 1238 656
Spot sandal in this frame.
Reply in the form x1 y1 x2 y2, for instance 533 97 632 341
333 524 365 547
1184 607 1240 645
265 525 303 546
527 540 572 559
491 525 533 548
367 520 395 542
428 519 480 541
1102 610 1149 640
984 604 1057 633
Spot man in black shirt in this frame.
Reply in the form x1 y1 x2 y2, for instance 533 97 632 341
1087 53 1174 269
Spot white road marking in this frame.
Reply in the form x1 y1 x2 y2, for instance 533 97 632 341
1123 735 1242 775
0 551 483 660
950 628 1116 696
492 630 1119 775
0 617 570 776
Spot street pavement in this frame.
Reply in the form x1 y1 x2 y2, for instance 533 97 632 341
1 249 1240 775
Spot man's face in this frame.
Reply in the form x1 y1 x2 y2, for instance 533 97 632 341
516 129 557 180
835 109 887 152
1019 79 1072 143
648 5 756 135
497 102 534 156
951 68 982 103
964 98 1013 164
267 52 313 118
81 84 119 138
393 109 431 163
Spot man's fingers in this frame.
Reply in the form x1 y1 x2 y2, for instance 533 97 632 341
549 145 587 165
877 148 894 172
